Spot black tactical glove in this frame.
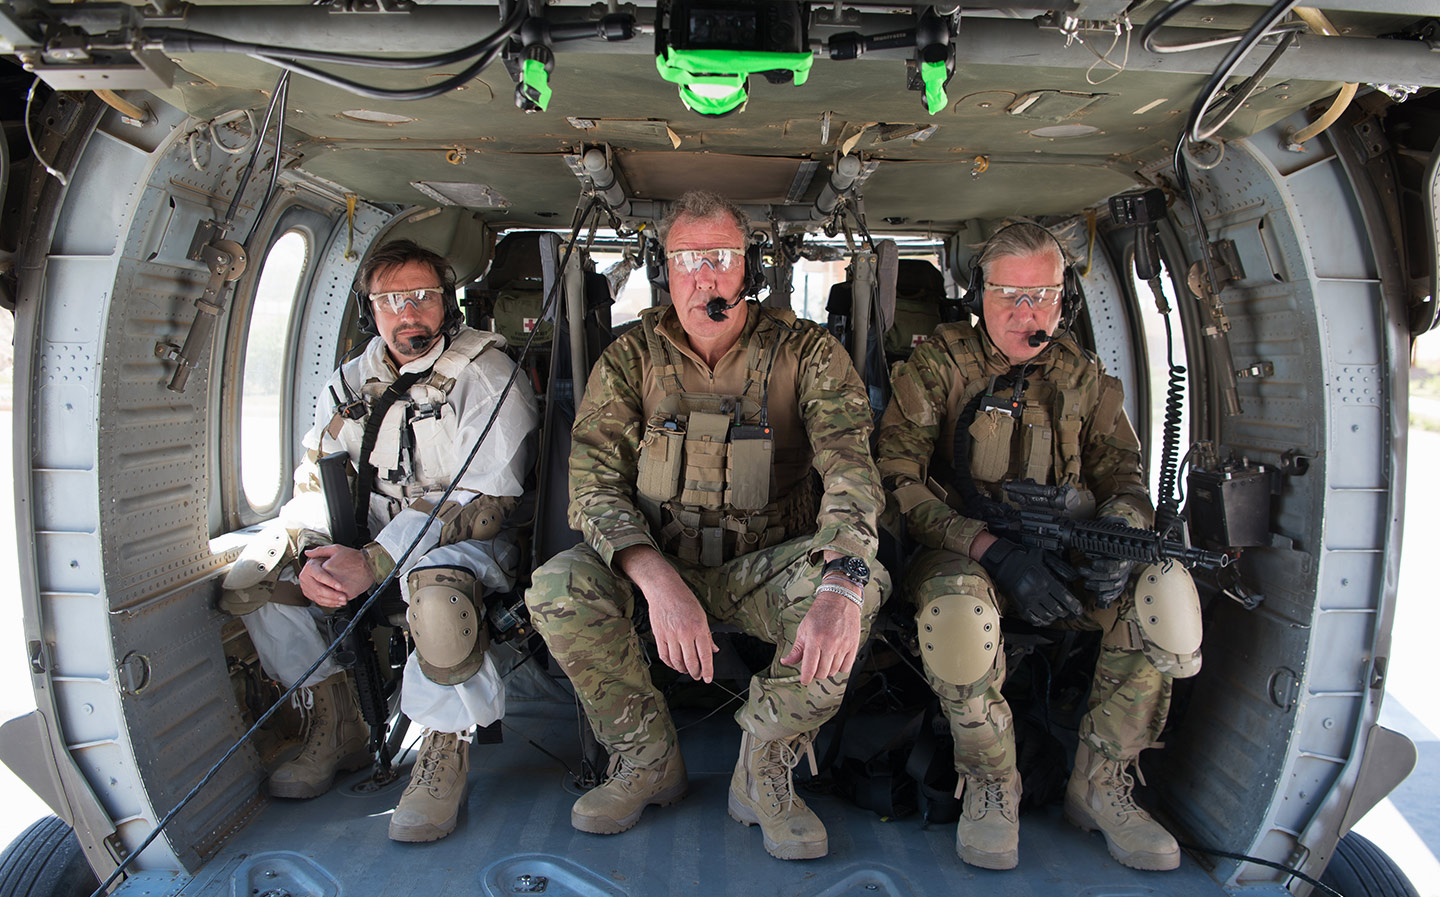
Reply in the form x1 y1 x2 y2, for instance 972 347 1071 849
1078 517 1136 608
979 537 1084 626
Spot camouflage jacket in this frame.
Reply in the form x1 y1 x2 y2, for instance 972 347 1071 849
569 302 883 567
875 320 1151 557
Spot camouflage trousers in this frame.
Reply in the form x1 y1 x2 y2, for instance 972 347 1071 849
526 537 888 768
905 548 1179 777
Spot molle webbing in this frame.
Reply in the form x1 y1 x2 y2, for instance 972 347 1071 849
353 370 424 542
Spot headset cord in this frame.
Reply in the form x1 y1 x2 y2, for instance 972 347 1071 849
1155 304 1187 536
86 195 604 897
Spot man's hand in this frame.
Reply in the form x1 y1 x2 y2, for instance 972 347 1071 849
618 546 718 682
978 537 1084 626
781 588 862 685
1079 517 1135 607
298 544 375 609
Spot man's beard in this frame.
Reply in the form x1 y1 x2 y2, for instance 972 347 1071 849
392 326 439 355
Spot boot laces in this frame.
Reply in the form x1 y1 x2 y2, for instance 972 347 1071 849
412 732 457 790
757 737 807 810
604 752 641 789
1099 760 1146 820
971 778 1014 820
290 685 327 758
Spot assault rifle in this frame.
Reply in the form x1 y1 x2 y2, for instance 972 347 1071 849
981 480 1231 577
315 451 399 784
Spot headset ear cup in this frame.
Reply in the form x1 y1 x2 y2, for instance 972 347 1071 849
1063 264 1084 321
744 242 765 297
645 237 668 292
356 289 375 334
964 262 984 318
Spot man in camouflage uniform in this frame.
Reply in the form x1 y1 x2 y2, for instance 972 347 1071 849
220 240 538 842
874 223 1202 871
526 191 888 861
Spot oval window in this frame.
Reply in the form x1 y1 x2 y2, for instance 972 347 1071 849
240 230 308 509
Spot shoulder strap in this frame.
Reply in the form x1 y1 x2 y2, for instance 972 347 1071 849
426 330 503 395
642 310 686 397
352 370 425 542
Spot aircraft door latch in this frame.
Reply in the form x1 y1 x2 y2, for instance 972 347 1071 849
156 237 247 393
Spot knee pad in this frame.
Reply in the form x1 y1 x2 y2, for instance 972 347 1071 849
406 567 489 686
219 578 306 615
1132 563 1203 678
917 587 1001 688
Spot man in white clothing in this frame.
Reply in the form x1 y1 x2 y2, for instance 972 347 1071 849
221 239 539 842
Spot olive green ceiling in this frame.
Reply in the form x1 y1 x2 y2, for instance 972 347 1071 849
153 13 1353 232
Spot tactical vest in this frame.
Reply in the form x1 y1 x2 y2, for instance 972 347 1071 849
325 329 503 521
633 308 814 567
931 322 1121 500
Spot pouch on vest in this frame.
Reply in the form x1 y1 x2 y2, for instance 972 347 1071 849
492 286 552 347
968 408 1015 483
680 411 730 509
726 424 773 511
637 421 685 502
1020 404 1053 484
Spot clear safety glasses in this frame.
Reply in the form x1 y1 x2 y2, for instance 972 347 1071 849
371 287 444 314
666 247 744 274
984 283 1064 309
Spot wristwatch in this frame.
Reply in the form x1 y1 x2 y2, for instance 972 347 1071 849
822 556 871 587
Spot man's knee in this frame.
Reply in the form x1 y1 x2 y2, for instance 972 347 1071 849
917 586 1003 696
525 544 630 630
1104 563 1203 678
406 566 487 686
219 578 308 616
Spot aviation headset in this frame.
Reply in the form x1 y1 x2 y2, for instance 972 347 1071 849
646 231 768 299
354 243 464 337
962 222 1085 326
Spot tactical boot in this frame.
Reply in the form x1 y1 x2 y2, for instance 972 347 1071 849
389 730 470 842
954 770 1021 870
727 731 827 860
267 671 370 799
571 746 688 834
1064 743 1180 870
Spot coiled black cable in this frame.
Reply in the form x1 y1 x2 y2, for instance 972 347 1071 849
1155 312 1186 534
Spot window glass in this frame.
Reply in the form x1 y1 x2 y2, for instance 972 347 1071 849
240 230 308 509
589 251 651 325
1132 259 1190 504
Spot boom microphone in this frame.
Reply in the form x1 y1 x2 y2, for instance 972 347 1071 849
407 332 439 353
707 296 744 321
1027 330 1056 348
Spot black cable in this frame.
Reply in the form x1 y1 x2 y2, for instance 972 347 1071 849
1177 841 1345 897
242 74 289 250
249 41 505 102
221 70 288 227
1165 0 1299 296
150 17 514 70
1155 311 1187 532
151 2 524 102
86 195 604 897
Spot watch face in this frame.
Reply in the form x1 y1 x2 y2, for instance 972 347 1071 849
827 556 870 585
844 557 871 583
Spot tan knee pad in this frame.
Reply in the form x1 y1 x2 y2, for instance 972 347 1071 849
917 586 1002 688
1131 563 1203 678
406 567 489 686
219 578 307 615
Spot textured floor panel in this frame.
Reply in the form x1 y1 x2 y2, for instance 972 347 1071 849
140 702 1273 897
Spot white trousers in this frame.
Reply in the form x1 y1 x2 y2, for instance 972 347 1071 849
240 537 518 733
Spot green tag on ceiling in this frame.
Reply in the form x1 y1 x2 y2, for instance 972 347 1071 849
921 59 949 116
522 58 553 111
